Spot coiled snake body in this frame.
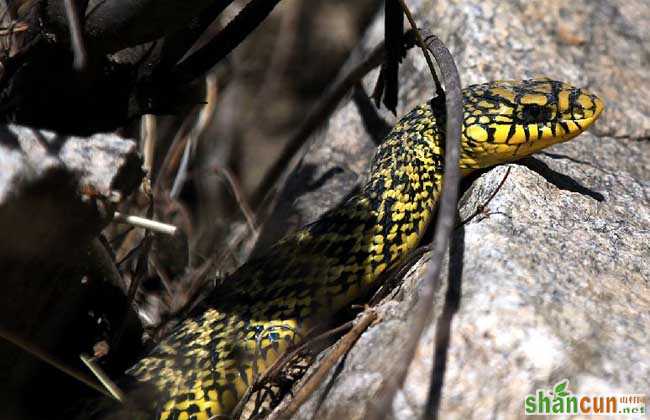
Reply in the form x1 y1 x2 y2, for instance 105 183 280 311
126 79 604 419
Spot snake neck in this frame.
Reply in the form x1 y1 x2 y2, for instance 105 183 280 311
362 99 445 268
212 100 446 322
277 99 446 316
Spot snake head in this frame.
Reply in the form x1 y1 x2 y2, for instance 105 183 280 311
459 78 604 171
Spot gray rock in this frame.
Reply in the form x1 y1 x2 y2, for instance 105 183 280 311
258 1 650 419
0 126 144 419
0 125 143 262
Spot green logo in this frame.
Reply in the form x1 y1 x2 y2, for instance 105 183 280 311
525 380 579 415
524 379 646 416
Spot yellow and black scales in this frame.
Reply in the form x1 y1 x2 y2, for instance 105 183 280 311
126 79 604 419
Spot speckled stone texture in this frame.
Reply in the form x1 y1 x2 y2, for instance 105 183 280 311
0 126 144 419
0 125 143 261
260 1 649 419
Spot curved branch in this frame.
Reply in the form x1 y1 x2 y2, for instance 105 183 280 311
368 33 462 420
45 0 216 53
171 0 283 84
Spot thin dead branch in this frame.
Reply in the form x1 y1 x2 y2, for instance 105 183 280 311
141 114 157 175
367 22 462 420
0 327 118 401
172 0 283 84
251 30 417 210
458 166 512 227
171 73 218 199
80 353 125 403
266 309 378 420
397 0 441 93
113 212 178 236
214 165 258 236
380 0 404 113
158 0 235 70
63 0 87 70
0 21 28 36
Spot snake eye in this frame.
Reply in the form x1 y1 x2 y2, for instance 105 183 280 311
520 104 551 123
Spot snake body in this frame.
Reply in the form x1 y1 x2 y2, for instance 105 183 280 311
126 78 604 419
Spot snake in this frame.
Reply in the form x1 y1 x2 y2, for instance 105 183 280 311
123 78 604 420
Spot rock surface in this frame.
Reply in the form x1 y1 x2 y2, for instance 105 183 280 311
258 1 649 419
0 126 144 420
0 126 143 261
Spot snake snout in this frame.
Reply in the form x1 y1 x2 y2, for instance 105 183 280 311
459 79 605 171
558 85 605 126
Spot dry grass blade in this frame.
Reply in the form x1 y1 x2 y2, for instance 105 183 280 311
232 318 356 420
172 0 283 84
113 212 178 236
214 165 258 236
141 114 157 175
397 0 441 94
0 327 119 402
63 0 87 70
251 41 386 210
0 21 28 36
171 73 218 199
266 310 378 420
80 353 125 403
381 0 404 113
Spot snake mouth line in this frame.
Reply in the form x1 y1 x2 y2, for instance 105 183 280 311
565 112 604 128
557 113 603 140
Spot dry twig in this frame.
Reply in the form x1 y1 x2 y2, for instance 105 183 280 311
214 165 258 236
141 114 157 175
80 353 125 403
458 166 512 227
172 0 283 84
252 30 417 211
113 212 178 236
63 0 87 70
171 74 218 199
0 327 117 401
367 12 463 420
266 310 378 420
